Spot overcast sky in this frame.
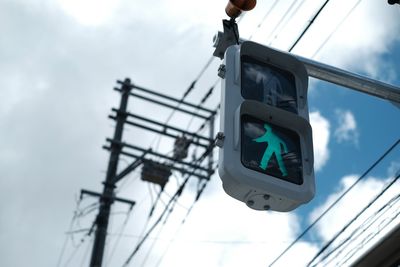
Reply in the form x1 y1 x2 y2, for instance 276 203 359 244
1 0 400 267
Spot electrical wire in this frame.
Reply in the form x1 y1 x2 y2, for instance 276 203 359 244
57 196 82 267
122 139 216 266
159 55 215 130
288 0 332 52
145 167 216 267
319 193 400 266
184 78 219 132
140 222 166 266
311 0 363 59
248 0 280 40
307 172 400 267
325 192 400 266
105 208 134 266
337 202 400 266
80 236 93 267
268 138 400 266
107 231 289 245
63 235 88 267
268 0 308 46
122 180 188 266
150 12 250 152
265 0 301 45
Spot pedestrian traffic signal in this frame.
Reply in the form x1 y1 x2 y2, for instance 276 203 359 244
217 41 315 211
241 115 303 185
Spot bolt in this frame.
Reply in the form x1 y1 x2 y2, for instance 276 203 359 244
215 132 225 148
247 200 254 206
263 194 270 200
218 64 226 79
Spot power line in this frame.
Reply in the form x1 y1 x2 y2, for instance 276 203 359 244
63 235 89 267
140 222 166 266
184 78 220 131
153 169 215 267
151 13 253 151
248 0 280 40
150 15 248 150
122 140 216 266
80 236 93 267
337 205 400 266
266 0 301 45
311 0 363 58
122 178 190 266
289 0 332 52
268 138 400 266
307 171 400 267
57 197 82 267
105 209 133 266
325 192 400 266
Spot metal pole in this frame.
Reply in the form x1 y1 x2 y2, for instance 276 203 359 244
296 55 400 104
214 31 400 104
89 78 131 267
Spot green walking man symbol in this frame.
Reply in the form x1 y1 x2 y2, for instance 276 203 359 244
253 123 289 176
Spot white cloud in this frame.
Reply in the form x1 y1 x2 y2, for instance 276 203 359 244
57 0 121 26
291 0 400 82
310 111 331 172
387 161 400 177
334 109 359 145
140 178 320 267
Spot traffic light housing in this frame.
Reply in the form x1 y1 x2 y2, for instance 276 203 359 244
218 41 315 212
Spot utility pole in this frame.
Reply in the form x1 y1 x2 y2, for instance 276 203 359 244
80 78 216 267
89 78 132 267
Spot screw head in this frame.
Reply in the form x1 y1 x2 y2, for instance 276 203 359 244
247 200 254 206
263 205 270 210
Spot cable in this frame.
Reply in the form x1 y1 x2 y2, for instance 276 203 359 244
317 189 400 266
63 235 88 267
325 192 400 266
160 55 215 128
340 218 400 266
184 78 219 131
122 139 217 266
248 0 280 40
57 196 82 267
122 179 188 266
105 208 134 266
152 178 212 267
140 222 166 266
80 236 93 267
311 0 363 58
288 0 331 52
150 13 250 152
265 0 301 45
307 172 400 267
268 138 400 266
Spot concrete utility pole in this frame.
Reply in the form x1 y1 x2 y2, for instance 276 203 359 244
89 78 132 267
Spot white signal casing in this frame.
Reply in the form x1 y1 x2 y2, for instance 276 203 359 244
218 41 315 212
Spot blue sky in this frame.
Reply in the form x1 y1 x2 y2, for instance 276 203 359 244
0 0 399 266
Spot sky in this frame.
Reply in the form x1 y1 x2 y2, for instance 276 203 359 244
0 0 400 266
